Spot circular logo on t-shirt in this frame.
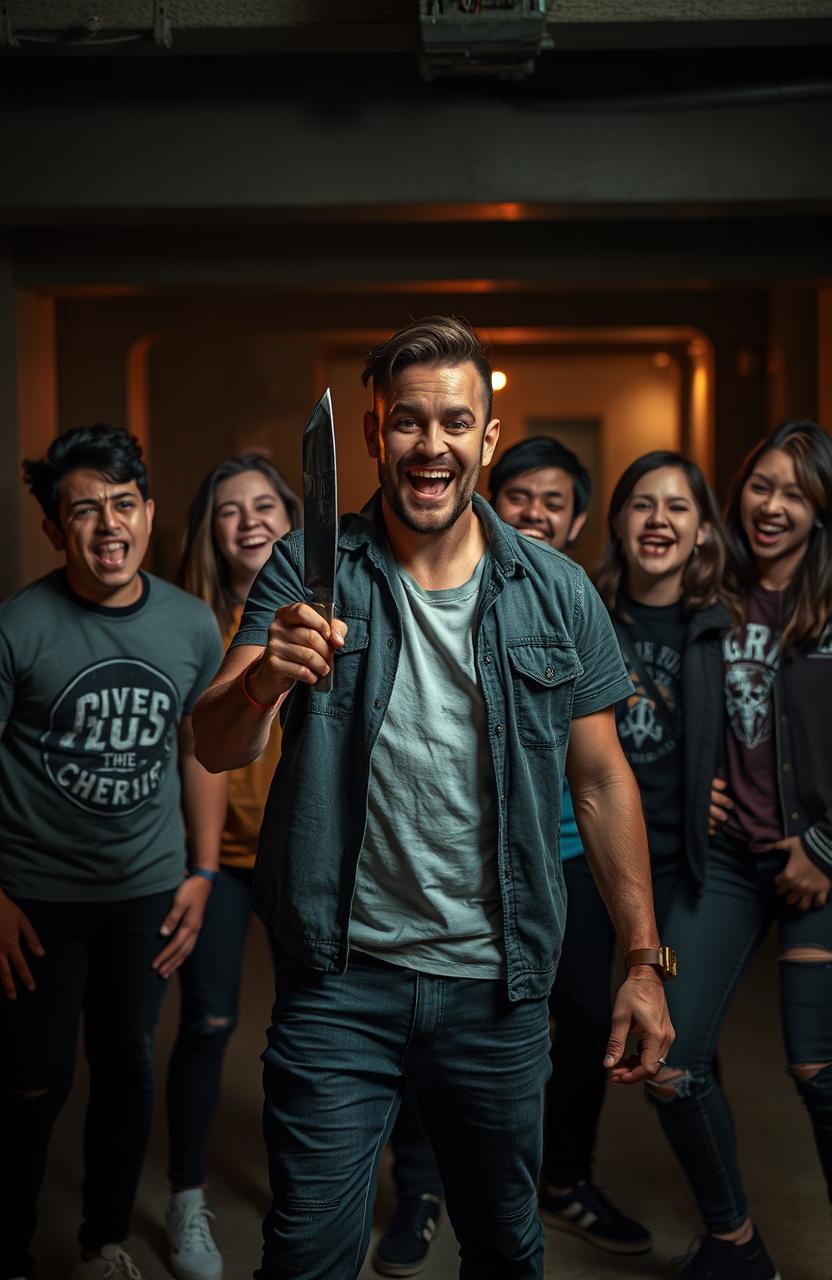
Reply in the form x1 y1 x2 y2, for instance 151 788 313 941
40 658 180 816
616 644 681 764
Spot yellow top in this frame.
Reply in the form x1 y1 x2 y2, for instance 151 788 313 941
220 604 282 868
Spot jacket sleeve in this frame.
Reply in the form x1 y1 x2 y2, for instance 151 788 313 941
802 819 832 878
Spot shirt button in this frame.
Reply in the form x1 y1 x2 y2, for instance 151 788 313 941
782 762 792 773
545 665 555 681
387 636 395 649
791 810 800 821
504 865 513 878
494 723 504 736
373 698 382 710
483 654 492 665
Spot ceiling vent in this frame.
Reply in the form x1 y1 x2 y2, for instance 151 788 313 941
420 0 549 80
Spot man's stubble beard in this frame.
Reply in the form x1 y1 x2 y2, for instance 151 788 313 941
378 460 482 535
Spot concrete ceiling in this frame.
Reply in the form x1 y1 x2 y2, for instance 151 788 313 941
2 0 832 55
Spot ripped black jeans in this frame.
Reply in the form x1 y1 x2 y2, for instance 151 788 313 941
0 891 172 1280
650 842 832 1233
167 864 254 1189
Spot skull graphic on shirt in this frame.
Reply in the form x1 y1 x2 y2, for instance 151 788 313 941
725 662 775 750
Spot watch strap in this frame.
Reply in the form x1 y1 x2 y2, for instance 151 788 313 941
625 945 678 979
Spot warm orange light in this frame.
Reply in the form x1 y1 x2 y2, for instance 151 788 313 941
491 370 508 391
652 352 672 369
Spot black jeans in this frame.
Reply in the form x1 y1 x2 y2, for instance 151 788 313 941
389 1083 443 1203
258 947 551 1280
0 891 173 1280
167 865 254 1189
650 843 832 1232
543 852 680 1188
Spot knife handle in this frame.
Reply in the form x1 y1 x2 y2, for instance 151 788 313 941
310 601 335 695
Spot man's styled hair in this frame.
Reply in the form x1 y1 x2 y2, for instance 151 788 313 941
23 423 148 524
488 436 592 517
362 316 493 422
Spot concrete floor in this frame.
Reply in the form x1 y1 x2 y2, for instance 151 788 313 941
34 926 830 1280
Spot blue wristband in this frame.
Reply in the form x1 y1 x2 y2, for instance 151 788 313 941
190 868 219 885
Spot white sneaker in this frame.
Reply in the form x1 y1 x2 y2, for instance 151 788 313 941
166 1188 223 1280
73 1245 144 1278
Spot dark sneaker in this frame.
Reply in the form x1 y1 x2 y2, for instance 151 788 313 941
677 1228 781 1279
539 1180 652 1254
372 1193 442 1277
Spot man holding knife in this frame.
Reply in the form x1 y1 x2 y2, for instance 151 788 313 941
193 316 673 1280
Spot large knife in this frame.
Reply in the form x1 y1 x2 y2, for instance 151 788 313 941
303 387 338 695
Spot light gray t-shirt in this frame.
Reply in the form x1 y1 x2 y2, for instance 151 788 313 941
349 552 503 978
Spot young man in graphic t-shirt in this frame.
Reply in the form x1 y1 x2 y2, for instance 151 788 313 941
0 425 225 1280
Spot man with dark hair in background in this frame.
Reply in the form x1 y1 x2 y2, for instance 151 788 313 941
0 425 226 1280
491 436 653 1254
489 436 591 552
194 316 673 1280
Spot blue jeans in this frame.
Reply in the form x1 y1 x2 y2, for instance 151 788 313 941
257 947 551 1279
650 843 832 1232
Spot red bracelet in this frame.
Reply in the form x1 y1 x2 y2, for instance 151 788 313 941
240 659 279 711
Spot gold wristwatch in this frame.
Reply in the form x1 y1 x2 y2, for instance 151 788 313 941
624 945 678 980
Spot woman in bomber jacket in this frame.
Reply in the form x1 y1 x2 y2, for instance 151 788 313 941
540 451 730 1255
652 420 832 1280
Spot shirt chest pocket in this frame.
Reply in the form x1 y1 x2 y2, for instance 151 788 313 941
308 616 369 719
507 640 583 750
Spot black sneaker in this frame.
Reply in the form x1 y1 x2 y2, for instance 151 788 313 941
372 1193 442 1277
539 1180 652 1254
677 1228 781 1279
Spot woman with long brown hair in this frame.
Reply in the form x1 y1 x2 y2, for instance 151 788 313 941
652 420 832 1280
165 454 300 1280
541 451 731 1255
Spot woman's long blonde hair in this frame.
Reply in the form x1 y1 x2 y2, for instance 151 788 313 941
178 453 301 633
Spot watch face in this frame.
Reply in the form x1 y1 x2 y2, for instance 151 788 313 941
659 945 678 978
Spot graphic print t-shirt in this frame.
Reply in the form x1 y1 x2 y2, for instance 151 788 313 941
0 571 222 901
722 586 783 850
615 598 687 859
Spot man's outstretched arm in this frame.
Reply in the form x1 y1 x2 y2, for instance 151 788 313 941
193 603 347 773
566 706 675 1084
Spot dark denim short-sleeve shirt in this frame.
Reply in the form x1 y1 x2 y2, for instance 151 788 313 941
233 492 631 1000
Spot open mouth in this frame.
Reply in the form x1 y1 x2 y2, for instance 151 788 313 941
517 526 548 540
751 519 789 546
94 540 129 570
238 535 270 550
405 467 454 500
639 537 675 557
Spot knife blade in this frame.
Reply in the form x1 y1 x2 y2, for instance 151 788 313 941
303 387 338 694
